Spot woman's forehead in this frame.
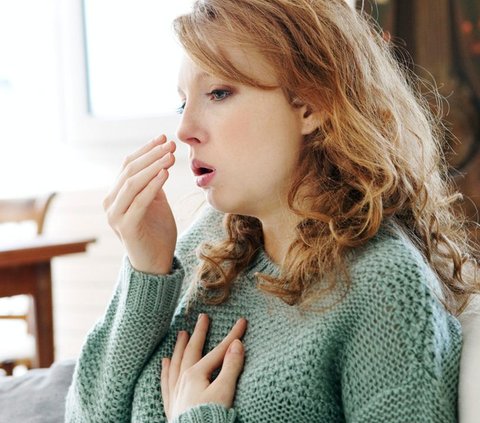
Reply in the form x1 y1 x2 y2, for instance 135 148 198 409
177 46 278 91
177 56 219 94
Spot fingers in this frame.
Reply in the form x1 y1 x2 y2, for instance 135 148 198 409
123 169 170 227
103 135 175 212
121 134 167 172
167 314 210 394
103 146 176 234
211 340 245 404
179 314 210 375
160 358 171 420
165 317 246 388
196 318 247 376
168 331 189 393
110 152 174 220
160 318 247 417
116 141 176 197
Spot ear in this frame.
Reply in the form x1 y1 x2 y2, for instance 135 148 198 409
298 104 324 135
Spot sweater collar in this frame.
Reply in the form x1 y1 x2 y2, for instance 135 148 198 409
245 247 281 278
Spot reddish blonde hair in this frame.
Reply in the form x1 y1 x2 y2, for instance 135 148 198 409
174 0 479 315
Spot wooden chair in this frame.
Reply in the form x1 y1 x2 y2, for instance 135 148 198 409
0 193 56 235
0 193 56 375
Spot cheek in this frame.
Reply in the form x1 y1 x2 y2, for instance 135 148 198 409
212 109 264 160
211 100 301 179
227 106 297 149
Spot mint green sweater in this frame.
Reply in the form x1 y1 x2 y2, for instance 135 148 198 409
65 207 461 422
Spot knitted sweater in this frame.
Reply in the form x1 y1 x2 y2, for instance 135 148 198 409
65 207 461 422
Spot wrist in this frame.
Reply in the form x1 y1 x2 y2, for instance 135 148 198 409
172 403 236 423
128 255 174 275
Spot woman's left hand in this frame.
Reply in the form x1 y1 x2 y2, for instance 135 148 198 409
161 315 247 422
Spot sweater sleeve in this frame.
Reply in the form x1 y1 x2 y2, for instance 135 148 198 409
341 242 462 423
172 404 237 423
65 206 225 423
64 256 185 422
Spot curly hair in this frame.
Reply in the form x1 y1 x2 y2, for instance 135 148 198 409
173 0 479 315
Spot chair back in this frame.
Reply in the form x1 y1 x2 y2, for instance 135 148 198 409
0 193 56 235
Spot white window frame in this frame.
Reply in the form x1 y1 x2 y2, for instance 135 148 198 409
58 0 182 147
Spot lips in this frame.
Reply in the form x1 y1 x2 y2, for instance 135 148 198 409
191 159 216 176
190 159 217 188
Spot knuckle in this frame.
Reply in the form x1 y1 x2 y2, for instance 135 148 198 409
164 152 173 163
121 155 132 169
106 209 117 227
124 177 136 191
154 144 165 153
157 153 168 165
123 162 134 177
149 145 162 159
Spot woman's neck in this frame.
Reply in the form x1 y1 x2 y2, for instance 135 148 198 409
260 210 300 265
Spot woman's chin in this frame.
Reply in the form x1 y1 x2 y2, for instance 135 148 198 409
204 191 248 216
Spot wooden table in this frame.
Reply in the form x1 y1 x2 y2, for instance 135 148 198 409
0 236 96 368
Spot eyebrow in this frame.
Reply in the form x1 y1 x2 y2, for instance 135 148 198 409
177 71 214 96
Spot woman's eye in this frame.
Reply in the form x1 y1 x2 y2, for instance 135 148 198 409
176 101 186 115
208 89 232 101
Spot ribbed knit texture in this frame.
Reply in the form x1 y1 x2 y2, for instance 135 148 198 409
65 207 461 422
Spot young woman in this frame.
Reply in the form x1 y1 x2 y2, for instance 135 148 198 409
65 0 479 422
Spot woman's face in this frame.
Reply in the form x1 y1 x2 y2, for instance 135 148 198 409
176 49 310 219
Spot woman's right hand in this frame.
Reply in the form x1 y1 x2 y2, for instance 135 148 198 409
103 134 178 275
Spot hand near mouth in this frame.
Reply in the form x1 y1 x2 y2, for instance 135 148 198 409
102 134 178 275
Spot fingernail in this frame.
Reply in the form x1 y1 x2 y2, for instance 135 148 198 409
230 340 243 354
197 313 204 322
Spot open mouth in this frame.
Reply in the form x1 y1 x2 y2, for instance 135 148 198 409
196 167 213 176
191 159 216 176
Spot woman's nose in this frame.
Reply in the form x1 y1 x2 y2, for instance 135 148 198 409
176 104 203 146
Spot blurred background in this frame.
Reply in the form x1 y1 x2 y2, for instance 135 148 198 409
0 0 478 375
0 0 202 375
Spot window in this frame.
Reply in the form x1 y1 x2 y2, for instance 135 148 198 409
82 0 190 119
0 0 64 196
61 0 193 145
0 1 192 196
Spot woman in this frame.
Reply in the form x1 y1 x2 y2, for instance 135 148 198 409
65 0 479 422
